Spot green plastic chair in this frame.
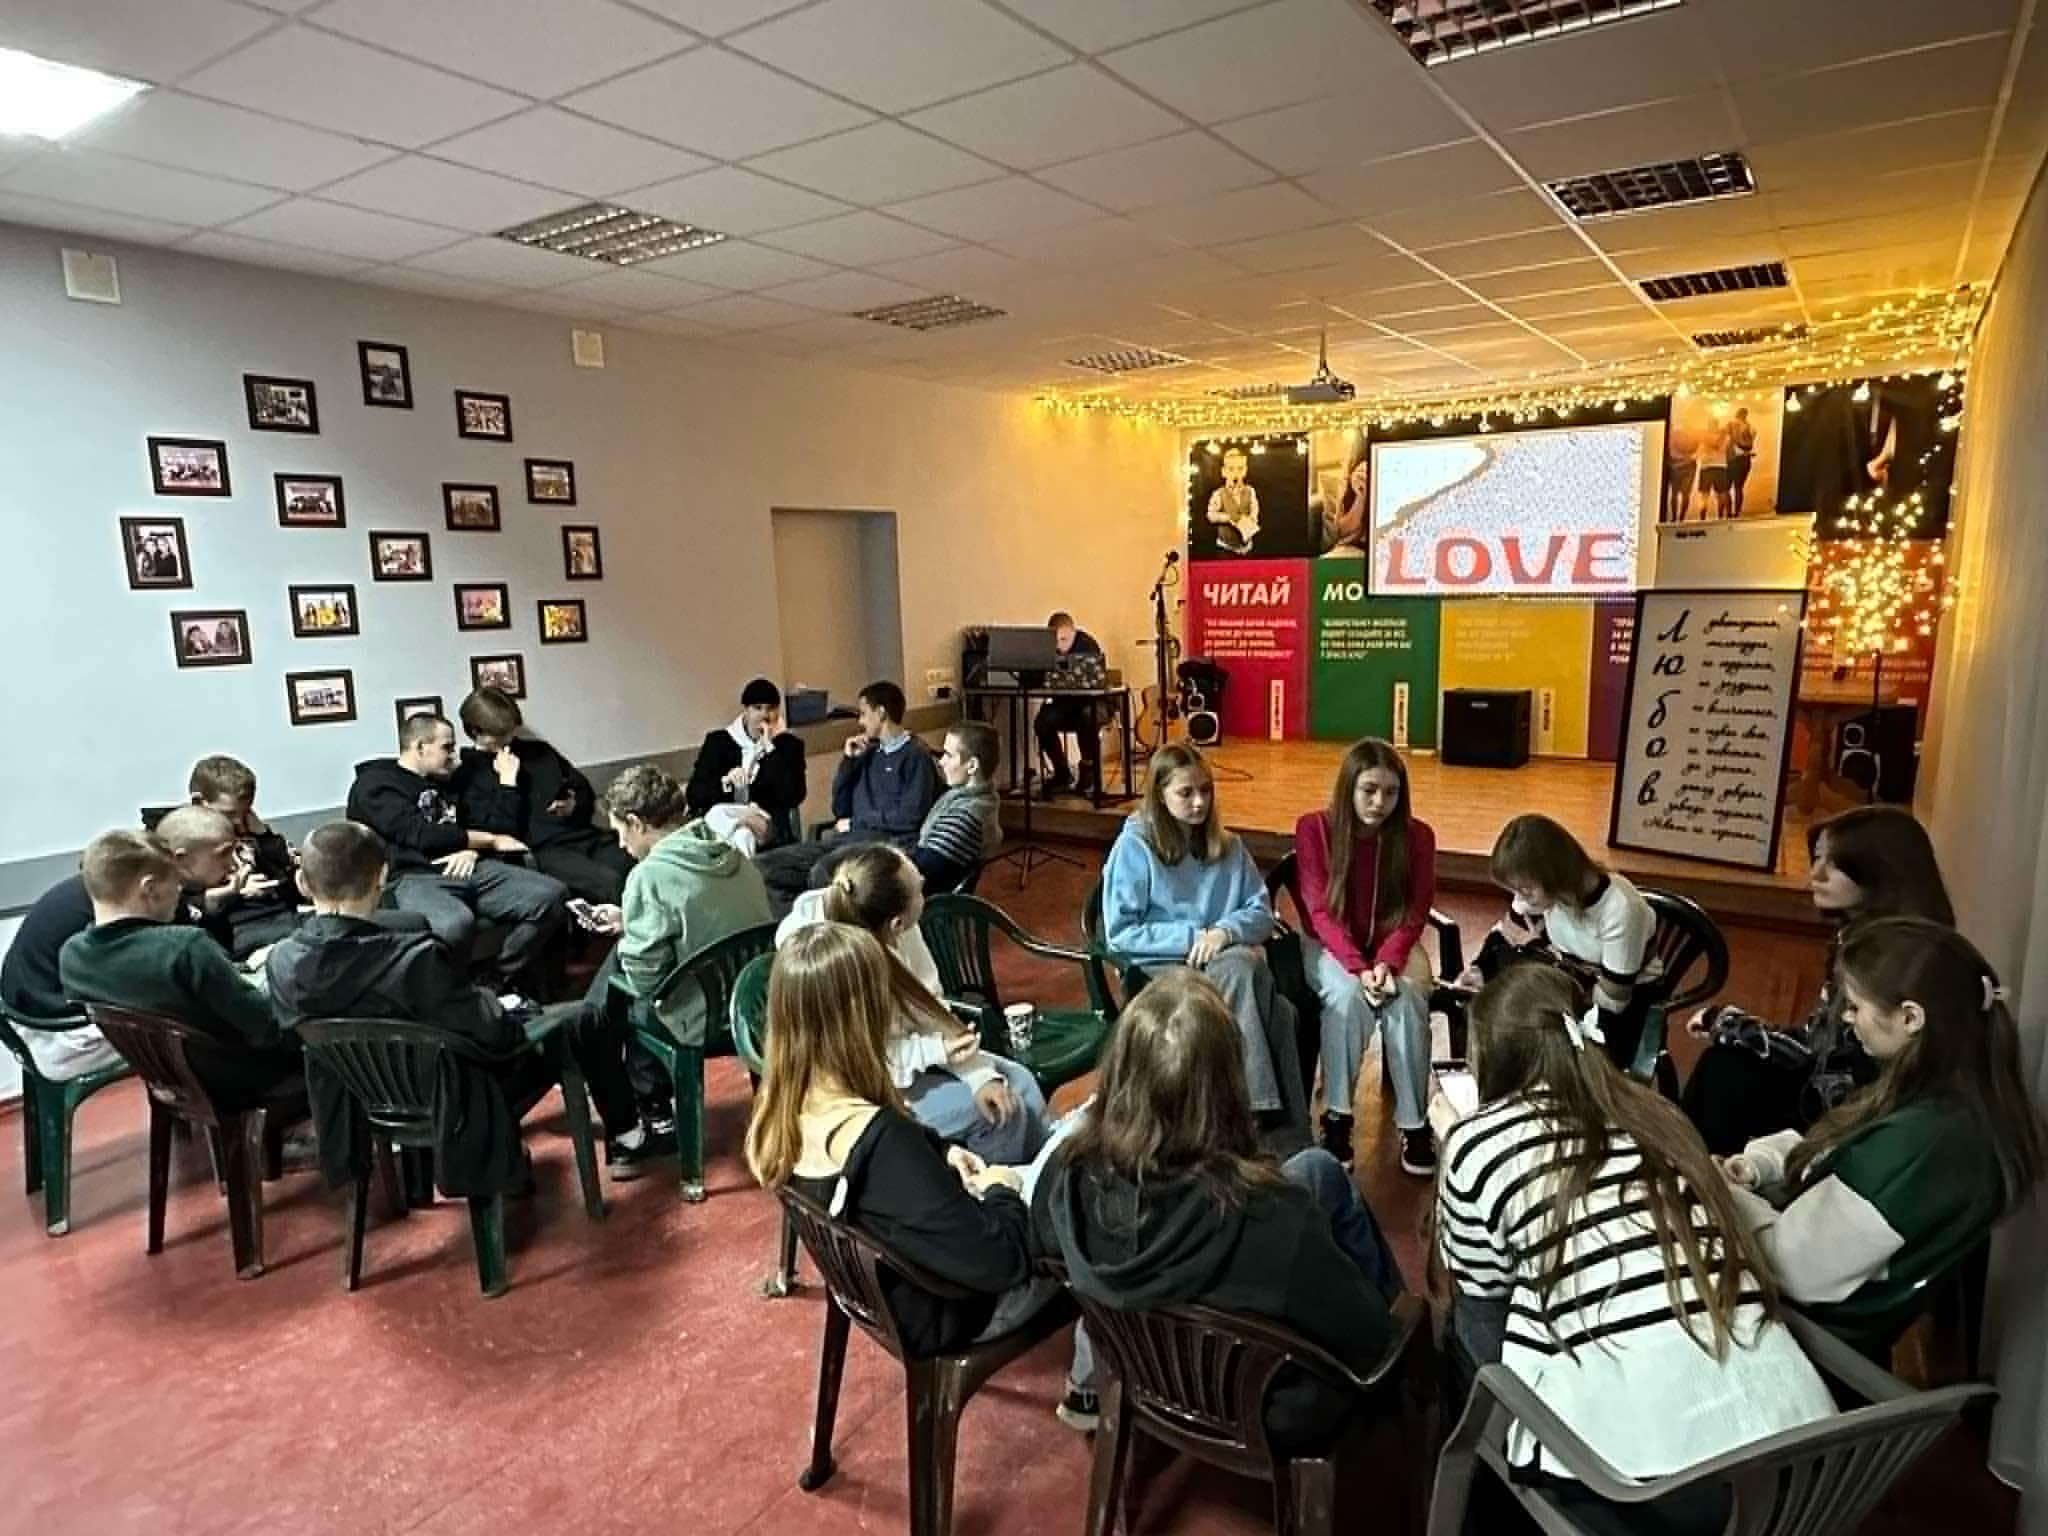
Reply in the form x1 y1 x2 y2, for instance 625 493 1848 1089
0 1002 135 1237
1079 879 1158 1004
730 951 803 1299
610 922 779 1202
919 893 1130 1093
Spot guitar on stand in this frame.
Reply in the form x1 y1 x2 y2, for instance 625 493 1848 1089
1135 550 1184 756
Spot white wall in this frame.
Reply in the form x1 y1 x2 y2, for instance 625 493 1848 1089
0 220 1180 864
773 508 896 707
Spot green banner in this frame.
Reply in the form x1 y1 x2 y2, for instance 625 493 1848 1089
1309 572 1442 747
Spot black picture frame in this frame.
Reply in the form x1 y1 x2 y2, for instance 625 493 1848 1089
275 473 345 528
538 598 588 644
562 524 603 580
357 341 413 410
443 483 501 532
470 653 525 699
288 583 360 639
454 581 511 631
455 390 513 441
148 436 230 497
395 694 444 733
171 609 252 668
245 373 320 434
368 530 433 581
120 516 193 591
524 458 576 505
286 669 357 726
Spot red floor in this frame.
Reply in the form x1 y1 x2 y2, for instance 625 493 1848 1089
0 856 2010 1535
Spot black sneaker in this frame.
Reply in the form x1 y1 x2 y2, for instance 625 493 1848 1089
608 1127 676 1182
1399 1126 1438 1177
1320 1111 1355 1169
1055 1387 1100 1433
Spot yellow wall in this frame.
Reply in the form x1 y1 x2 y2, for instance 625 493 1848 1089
1438 600 1595 757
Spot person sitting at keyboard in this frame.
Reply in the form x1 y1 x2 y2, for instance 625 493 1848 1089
1035 611 1106 797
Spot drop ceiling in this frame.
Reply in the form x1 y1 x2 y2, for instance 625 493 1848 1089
0 0 2039 406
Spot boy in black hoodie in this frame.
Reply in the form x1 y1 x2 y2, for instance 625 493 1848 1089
186 754 303 956
683 677 808 854
345 712 567 988
267 821 664 1191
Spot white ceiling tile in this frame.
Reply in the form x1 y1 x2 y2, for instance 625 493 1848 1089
758 210 959 264
1134 179 1332 245
885 176 1098 241
311 0 693 95
905 65 1182 171
545 266 723 310
745 122 1003 203
868 243 1039 292
730 0 1068 113
181 28 526 148
69 91 392 192
561 47 872 159
987 2 1267 64
627 166 849 235
629 0 810 34
402 235 600 286
1300 139 1522 216
671 292 826 329
318 157 568 233
988 216 1179 268
763 269 927 312
179 229 379 275
1101 0 1409 123
0 190 195 245
357 267 517 301
638 239 835 288
1701 0 2021 79
1730 37 2011 147
1324 280 1473 320
1462 260 1615 301
1037 130 1268 212
626 310 720 336
755 313 896 349
1578 197 1775 256
428 109 711 198
1435 5 1712 131
1425 228 1596 278
1210 220 1394 274
1994 21 2048 159
500 286 631 318
1 146 281 225
241 0 324 11
1746 111 1996 188
1369 189 1565 252
219 197 464 260
0 0 271 85
1505 94 1742 181
1607 235 1790 278
1215 93 1470 177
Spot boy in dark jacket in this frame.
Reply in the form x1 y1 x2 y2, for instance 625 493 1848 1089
267 822 664 1192
684 677 807 854
186 754 302 956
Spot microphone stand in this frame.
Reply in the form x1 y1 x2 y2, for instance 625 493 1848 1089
1141 554 1180 757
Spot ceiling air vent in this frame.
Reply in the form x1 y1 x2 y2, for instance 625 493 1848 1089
1065 347 1191 375
1359 0 1681 67
496 203 724 266
1638 261 1788 303
1693 324 1809 349
854 294 1006 331
1550 150 1754 221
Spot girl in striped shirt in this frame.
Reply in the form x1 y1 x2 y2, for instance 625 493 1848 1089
1433 965 1833 1533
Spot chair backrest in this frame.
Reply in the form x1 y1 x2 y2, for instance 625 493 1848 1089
652 921 780 1045
1640 889 1729 1012
84 1003 231 1126
1264 850 1303 921
298 1016 499 1139
0 1001 93 1078
918 893 1008 1015
1082 877 1105 946
139 804 178 831
729 953 774 1077
777 1181 975 1363
955 860 985 897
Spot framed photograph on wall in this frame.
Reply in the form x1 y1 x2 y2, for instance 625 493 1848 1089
245 374 319 434
525 458 575 504
120 516 192 590
539 598 587 644
289 583 359 638
357 341 412 409
454 581 510 631
369 530 432 581
275 473 345 527
470 653 525 698
171 609 251 668
455 390 512 441
395 694 443 733
562 524 602 579
148 436 230 497
443 483 500 531
287 669 356 725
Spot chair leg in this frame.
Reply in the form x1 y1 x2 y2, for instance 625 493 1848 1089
1084 1377 1134 1536
222 1111 267 1280
204 1126 228 1192
1281 1457 1337 1536
798 1299 852 1492
342 1165 370 1292
22 1080 43 1197
374 1140 409 1220
38 1089 77 1236
674 1045 706 1202
142 1100 177 1252
768 1205 802 1297
557 1057 605 1222
905 1358 966 1536
468 1195 509 1297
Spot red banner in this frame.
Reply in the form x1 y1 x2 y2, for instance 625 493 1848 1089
1186 559 1310 741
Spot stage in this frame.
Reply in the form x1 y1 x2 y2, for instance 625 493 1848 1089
1005 740 1826 932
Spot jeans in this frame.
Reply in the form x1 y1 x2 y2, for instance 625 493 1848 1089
1034 698 1101 782
905 1055 1050 1165
1305 937 1431 1129
390 859 568 983
1145 948 1298 1118
528 999 641 1138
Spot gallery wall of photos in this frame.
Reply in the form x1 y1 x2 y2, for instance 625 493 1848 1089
126 341 603 735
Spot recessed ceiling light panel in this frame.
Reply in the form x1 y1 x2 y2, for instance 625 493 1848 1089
0 45 148 140
1065 347 1191 375
1549 150 1755 220
496 202 725 267
1638 261 1789 302
1693 323 1809 349
854 295 1006 331
1358 0 1682 66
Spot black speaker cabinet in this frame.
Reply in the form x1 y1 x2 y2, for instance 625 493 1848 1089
1441 688 1532 768
1835 703 1919 803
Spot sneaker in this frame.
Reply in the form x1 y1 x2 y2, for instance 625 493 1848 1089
607 1127 677 1182
1399 1126 1438 1177
1319 1111 1355 1169
1055 1387 1100 1433
1042 770 1075 794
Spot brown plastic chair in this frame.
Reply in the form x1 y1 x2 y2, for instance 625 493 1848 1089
778 1183 1075 1536
85 1003 299 1280
1427 1311 1996 1536
1070 1283 1431 1536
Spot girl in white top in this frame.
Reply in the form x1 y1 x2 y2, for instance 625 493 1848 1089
1485 813 1658 1072
775 843 1048 1165
1432 964 1833 1527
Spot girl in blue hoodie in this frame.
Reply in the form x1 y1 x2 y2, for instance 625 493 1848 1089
1101 743 1304 1132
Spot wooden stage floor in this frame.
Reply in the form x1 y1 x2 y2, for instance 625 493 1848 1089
1008 740 1824 931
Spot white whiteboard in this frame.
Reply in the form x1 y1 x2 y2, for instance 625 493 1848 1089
1609 590 1807 871
1656 515 1814 590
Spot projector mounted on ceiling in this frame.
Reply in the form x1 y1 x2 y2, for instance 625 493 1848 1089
1286 330 1355 406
